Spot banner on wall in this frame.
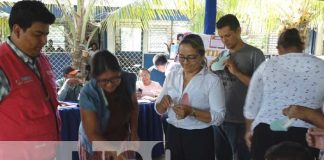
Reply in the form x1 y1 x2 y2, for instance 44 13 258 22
197 33 226 64
168 33 226 65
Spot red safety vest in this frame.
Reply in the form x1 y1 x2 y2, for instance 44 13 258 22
0 43 60 141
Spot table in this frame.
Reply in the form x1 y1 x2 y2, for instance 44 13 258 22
58 102 164 158
59 105 80 141
137 102 165 157
58 105 80 160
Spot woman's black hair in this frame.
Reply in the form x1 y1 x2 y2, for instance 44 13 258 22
92 50 132 113
277 28 304 51
91 50 121 78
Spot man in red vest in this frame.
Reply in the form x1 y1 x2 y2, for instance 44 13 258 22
0 1 60 159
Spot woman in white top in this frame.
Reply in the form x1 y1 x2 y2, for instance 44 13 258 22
244 28 324 159
155 34 225 160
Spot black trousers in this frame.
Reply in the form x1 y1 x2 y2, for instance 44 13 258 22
251 123 319 160
166 124 215 160
161 114 169 138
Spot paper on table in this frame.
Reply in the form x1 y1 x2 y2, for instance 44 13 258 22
137 99 151 103
59 101 78 108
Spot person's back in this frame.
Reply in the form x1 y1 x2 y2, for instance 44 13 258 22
252 53 324 129
244 28 322 160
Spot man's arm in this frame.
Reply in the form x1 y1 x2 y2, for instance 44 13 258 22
55 78 64 91
245 119 254 149
283 106 324 128
223 59 251 86
57 78 82 101
224 50 265 86
80 108 106 141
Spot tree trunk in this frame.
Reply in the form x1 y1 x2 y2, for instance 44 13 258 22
71 45 88 81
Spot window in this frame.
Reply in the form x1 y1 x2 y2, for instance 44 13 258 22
148 28 168 52
121 27 142 52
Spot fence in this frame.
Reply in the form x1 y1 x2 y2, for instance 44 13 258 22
46 51 143 80
46 52 72 80
115 51 143 74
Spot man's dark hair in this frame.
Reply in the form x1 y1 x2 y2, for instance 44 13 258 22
63 66 78 75
265 141 313 160
277 28 304 51
216 14 240 31
9 1 55 32
153 54 168 66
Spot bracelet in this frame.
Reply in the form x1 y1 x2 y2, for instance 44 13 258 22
190 108 196 118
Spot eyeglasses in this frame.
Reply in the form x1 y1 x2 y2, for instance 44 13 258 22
178 55 199 62
96 76 121 86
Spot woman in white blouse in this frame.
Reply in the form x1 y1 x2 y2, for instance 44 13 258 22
155 34 225 160
244 28 324 160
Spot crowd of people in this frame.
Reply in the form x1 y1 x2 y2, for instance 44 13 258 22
0 1 323 160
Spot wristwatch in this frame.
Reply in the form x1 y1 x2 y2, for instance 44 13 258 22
190 108 196 118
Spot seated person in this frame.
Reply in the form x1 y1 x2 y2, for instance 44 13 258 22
136 68 162 101
56 66 83 102
149 53 181 77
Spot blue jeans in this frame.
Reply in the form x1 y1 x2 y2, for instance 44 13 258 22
221 122 251 160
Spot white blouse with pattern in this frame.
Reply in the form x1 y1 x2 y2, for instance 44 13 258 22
244 53 324 130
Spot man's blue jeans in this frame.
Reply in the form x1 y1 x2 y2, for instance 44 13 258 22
221 122 251 160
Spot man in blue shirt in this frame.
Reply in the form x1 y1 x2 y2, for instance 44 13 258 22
56 66 83 102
